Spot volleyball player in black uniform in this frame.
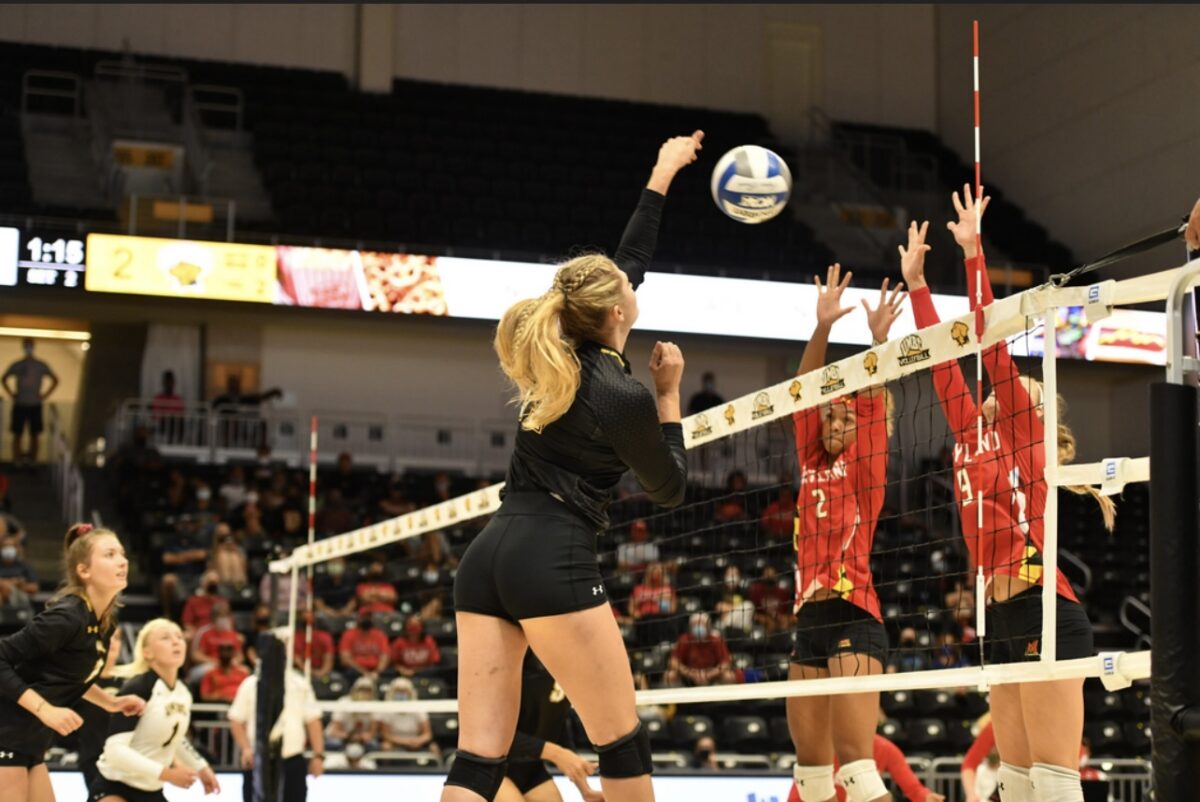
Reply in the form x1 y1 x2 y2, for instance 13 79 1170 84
444 131 703 802
0 525 145 802
76 629 124 797
499 654 601 802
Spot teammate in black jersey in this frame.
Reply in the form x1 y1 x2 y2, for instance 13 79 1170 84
93 618 218 802
498 654 601 802
76 629 124 797
0 524 146 802
445 132 702 802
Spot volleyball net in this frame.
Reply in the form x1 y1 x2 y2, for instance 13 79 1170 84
263 260 1200 718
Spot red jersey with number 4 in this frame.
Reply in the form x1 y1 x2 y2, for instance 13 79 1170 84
793 391 888 621
911 256 1076 602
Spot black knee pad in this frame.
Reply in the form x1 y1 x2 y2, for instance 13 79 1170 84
445 750 507 800
595 721 653 779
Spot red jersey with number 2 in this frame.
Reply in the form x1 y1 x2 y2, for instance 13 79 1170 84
793 391 887 621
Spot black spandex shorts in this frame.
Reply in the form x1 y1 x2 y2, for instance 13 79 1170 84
90 777 168 802
0 705 52 767
10 404 43 436
987 586 1094 664
790 597 889 669
505 760 554 793
454 492 608 622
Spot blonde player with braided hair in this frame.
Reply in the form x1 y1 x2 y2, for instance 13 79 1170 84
446 131 703 802
92 619 219 802
901 186 1115 802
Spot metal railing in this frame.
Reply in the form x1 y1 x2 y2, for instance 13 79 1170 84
111 398 516 474
47 404 84 525
1119 595 1153 651
21 70 82 117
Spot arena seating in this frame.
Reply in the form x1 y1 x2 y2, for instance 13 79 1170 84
830 120 1076 272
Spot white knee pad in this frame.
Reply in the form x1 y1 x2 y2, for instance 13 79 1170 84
793 764 836 802
835 759 888 802
997 762 1034 802
1030 762 1083 802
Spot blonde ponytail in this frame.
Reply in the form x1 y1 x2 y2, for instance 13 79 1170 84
1057 421 1117 532
112 618 181 678
494 254 625 432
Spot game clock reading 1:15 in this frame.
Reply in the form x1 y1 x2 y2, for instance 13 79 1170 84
18 232 86 288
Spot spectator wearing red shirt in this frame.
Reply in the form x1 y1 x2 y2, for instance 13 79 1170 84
664 613 736 687
749 564 793 634
759 479 796 541
339 610 390 682
355 558 398 615
786 734 944 802
188 602 245 683
181 569 224 640
628 562 677 648
293 611 336 680
199 643 251 702
389 617 441 677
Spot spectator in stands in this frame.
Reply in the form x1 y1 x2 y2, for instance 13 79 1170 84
687 371 724 416
714 469 749 523
890 627 931 673
379 677 437 754
325 676 381 751
628 561 677 648
0 511 23 543
324 742 376 771
150 369 185 443
356 557 398 614
151 369 185 416
431 471 454 503
213 374 282 450
664 612 737 687
0 531 36 613
314 556 358 619
749 564 792 634
616 518 658 573
759 477 796 540
199 643 251 703
410 529 453 568
280 505 308 546
415 570 447 622
378 477 415 518
236 496 267 551
331 452 361 504
259 469 290 531
242 603 275 669
211 521 248 590
3 337 58 467
338 610 390 682
933 632 969 669
192 481 219 529
715 565 756 633
692 735 719 770
293 611 336 681
389 616 441 677
219 464 249 512
182 569 226 640
189 600 245 683
317 488 357 537
161 513 210 616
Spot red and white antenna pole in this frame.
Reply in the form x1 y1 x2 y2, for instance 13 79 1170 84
973 19 988 641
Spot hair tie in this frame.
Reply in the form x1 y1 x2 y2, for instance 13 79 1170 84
76 523 93 536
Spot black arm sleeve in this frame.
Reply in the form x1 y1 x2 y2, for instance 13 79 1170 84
612 189 666 290
107 672 157 736
596 382 688 508
509 730 547 763
0 602 82 702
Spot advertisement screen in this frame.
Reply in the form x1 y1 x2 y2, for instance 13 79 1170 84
86 233 276 303
274 246 447 314
1010 306 1167 365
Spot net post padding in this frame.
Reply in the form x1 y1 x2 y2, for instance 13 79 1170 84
1149 382 1200 800
253 633 286 802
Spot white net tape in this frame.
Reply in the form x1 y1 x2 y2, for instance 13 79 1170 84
270 266 1188 712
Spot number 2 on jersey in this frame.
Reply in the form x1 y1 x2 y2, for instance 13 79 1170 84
812 488 828 518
